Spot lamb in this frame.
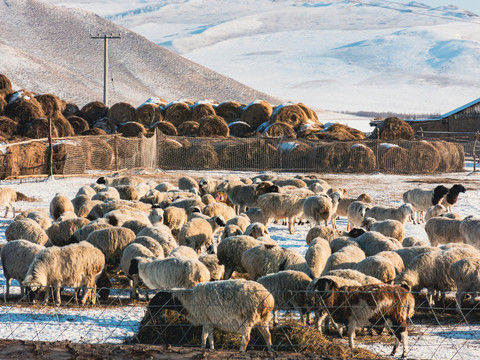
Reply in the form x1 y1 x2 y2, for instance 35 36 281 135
5 218 49 246
425 217 464 247
402 185 449 223
424 204 447 222
353 255 396 283
128 256 210 290
217 235 262 279
459 216 480 249
198 254 225 281
86 226 136 265
24 241 105 306
202 202 236 222
441 184 466 212
50 193 75 221
302 192 342 229
347 201 370 230
241 244 313 279
257 192 305 234
364 203 414 224
243 222 270 239
1 240 45 300
335 193 373 218
305 237 331 278
311 280 415 358
449 257 480 314
322 244 366 274
361 217 405 242
163 206 187 239
136 225 177 256
353 231 402 257
178 215 226 253
146 279 274 351
0 187 17 218
257 270 313 325
46 218 90 246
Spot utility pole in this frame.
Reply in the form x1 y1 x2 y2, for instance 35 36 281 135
90 33 121 106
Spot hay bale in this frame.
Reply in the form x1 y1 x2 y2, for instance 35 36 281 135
315 123 365 140
451 142 465 172
297 103 318 121
191 102 216 122
80 101 108 126
0 144 20 178
186 143 218 169
0 95 6 115
278 141 312 169
119 122 147 137
23 117 59 139
20 142 48 175
271 103 309 130
5 95 45 124
402 141 440 173
63 103 80 118
228 121 254 137
35 93 64 118
81 128 107 136
297 123 325 139
157 138 186 167
53 116 75 137
263 122 296 139
379 117 414 140
218 140 278 170
0 116 18 138
431 140 453 172
348 143 376 172
93 117 117 134
67 116 90 135
197 115 229 137
240 101 273 131
310 142 351 171
52 143 67 174
0 74 13 96
151 121 178 136
108 102 135 125
215 101 243 123
176 121 199 136
82 138 114 170
378 144 408 172
134 103 162 127
164 102 192 127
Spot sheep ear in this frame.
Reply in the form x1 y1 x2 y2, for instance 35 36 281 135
215 216 226 226
96 177 106 184
315 278 334 297
129 258 140 276
400 283 411 292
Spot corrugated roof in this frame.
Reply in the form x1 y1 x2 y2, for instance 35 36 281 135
440 97 480 119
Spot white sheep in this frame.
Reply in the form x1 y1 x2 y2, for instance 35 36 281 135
302 192 341 229
1 240 45 300
323 269 381 285
86 226 136 265
376 250 405 275
322 244 366 274
244 208 263 224
402 236 428 247
217 235 262 279
243 222 270 239
155 182 176 192
178 215 226 253
202 202 236 222
402 185 449 224
305 237 331 278
91 187 121 202
96 175 146 187
115 185 140 201
5 218 49 246
46 217 90 247
361 217 405 242
364 203 413 224
69 221 112 243
198 254 225 281
16 209 52 231
425 217 464 247
221 224 243 240
0 187 17 218
162 206 187 239
257 192 305 234
306 225 348 245
459 216 480 249
216 179 260 214
133 236 165 258
424 204 447 222
335 193 373 218
347 201 370 230
198 177 223 196
353 255 396 283
146 279 274 351
50 193 75 221
168 245 199 259
136 224 177 256
449 257 480 314
178 176 199 191
393 246 440 269
353 231 402 257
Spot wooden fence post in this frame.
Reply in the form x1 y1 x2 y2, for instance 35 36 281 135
474 132 478 172
48 117 53 178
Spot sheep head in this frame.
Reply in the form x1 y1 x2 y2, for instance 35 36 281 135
147 291 186 318
432 185 449 205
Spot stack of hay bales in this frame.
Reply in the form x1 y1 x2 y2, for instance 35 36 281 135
263 122 297 139
218 139 278 169
164 101 192 128
314 123 365 140
197 115 229 137
277 141 312 169
157 137 186 168
240 100 273 131
191 101 216 122
431 140 465 172
215 101 243 123
68 116 90 135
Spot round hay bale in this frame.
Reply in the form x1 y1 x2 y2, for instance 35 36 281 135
186 144 218 169
23 117 59 139
218 140 278 169
379 117 414 140
278 141 312 169
379 144 409 172
0 144 20 178
450 142 465 172
310 142 351 171
151 121 178 136
263 122 296 139
348 143 376 172
80 101 108 126
67 116 89 135
0 116 18 138
63 103 80 118
52 143 67 174
108 102 135 125
0 74 13 96
157 138 185 167
93 117 117 134
5 96 45 124
315 123 365 140
118 122 147 137
81 128 107 136
431 140 453 172
83 138 114 170
0 95 6 115
228 121 254 137
35 93 64 118
134 103 162 127
176 121 199 136
215 101 243 123
297 103 318 121
53 115 75 137
402 141 440 173
191 102 216 122
164 102 192 127
297 123 325 139
21 142 48 175
197 115 229 137
240 101 273 130
271 103 309 130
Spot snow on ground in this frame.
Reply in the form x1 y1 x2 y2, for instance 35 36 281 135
0 169 479 358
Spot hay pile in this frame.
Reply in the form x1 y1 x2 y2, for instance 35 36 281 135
82 138 114 170
151 121 178 136
401 141 440 173
93 117 117 134
164 102 192 127
157 138 185 167
0 95 6 115
108 102 135 125
177 121 199 136
63 103 80 118
297 123 325 139
378 143 408 172
197 115 229 137
215 101 243 123
310 142 351 171
263 122 296 139
186 143 218 168
378 117 414 140
67 116 90 135
0 74 13 96
119 122 147 137
191 102 216 122
431 140 465 172
35 93 64 119
240 101 273 130
271 103 310 131
0 144 21 178
314 123 365 141
348 144 376 172
0 116 18 138
228 121 254 137
80 101 108 126
134 104 162 127
20 142 48 175
23 118 59 139
298 103 319 122
53 116 75 137
5 94 45 124
219 140 278 169
278 141 312 169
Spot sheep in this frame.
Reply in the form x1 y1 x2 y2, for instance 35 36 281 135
104 208 152 227
394 246 440 269
459 216 480 249
72 195 92 215
241 244 313 280
402 185 449 224
257 192 305 234
257 270 313 325
168 245 198 259
96 175 145 187
302 192 341 229
329 236 357 253
353 231 402 257
69 221 112 243
323 269 381 285
163 206 187 239
198 177 223 196
1 240 45 300
16 209 51 230
202 202 236 222
335 193 373 219
198 254 225 281
353 255 396 283
402 236 428 248
441 184 466 212
115 185 140 201
155 182 176 192
128 256 210 290
217 235 262 279
178 215 226 253
361 217 405 242
122 219 151 235
76 185 96 198
24 241 105 306
425 217 464 247
57 211 78 221
364 203 414 224
441 212 463 220
322 244 366 274
424 204 447 222
244 208 263 224
5 218 49 246
120 243 158 299
86 227 136 265
306 237 331 278
310 280 415 358
201 194 216 205
169 197 205 212
449 257 480 314
274 178 307 188
243 222 270 239
133 236 165 258
347 201 370 230
136 225 177 256
376 250 405 275
50 193 75 221
46 218 90 246
306 225 348 245
0 187 17 218
216 179 259 214
178 176 199 191
91 187 121 202
147 279 273 351
77 200 103 218
221 224 243 240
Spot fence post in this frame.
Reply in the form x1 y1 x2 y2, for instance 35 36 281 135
375 125 380 172
48 117 53 178
474 132 479 172
114 135 118 171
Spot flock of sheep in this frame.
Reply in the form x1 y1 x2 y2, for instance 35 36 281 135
0 172 478 357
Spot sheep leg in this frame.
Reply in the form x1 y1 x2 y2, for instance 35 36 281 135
347 322 356 349
201 326 210 349
55 286 61 306
272 309 278 326
455 291 465 315
223 266 234 280
257 325 273 352
239 325 252 352
4 278 10 302
10 204 15 218
288 217 295 234
3 206 8 218
42 287 51 305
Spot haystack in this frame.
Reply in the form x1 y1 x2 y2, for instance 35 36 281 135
197 115 229 137
108 102 135 125
151 121 178 136
53 116 75 137
186 143 218 169
278 141 312 170
0 74 13 96
263 122 296 139
431 140 453 172
215 101 243 123
35 93 64 118
191 102 216 123
228 121 254 137
298 102 319 121
315 123 365 141
0 144 20 179
20 141 48 175
93 117 117 134
310 142 351 171
451 142 465 172
378 144 408 172
67 116 90 135
240 101 273 130
52 143 67 174
5 96 45 124
271 103 309 130
80 101 108 126
164 102 192 127
134 103 162 127
297 123 325 139
82 138 114 170
218 139 278 170
0 116 18 139
348 143 376 172
379 117 414 140
402 141 440 173
23 117 59 139
157 138 185 168
0 95 6 115
119 122 147 137
63 103 80 118
81 128 107 136
176 121 199 136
